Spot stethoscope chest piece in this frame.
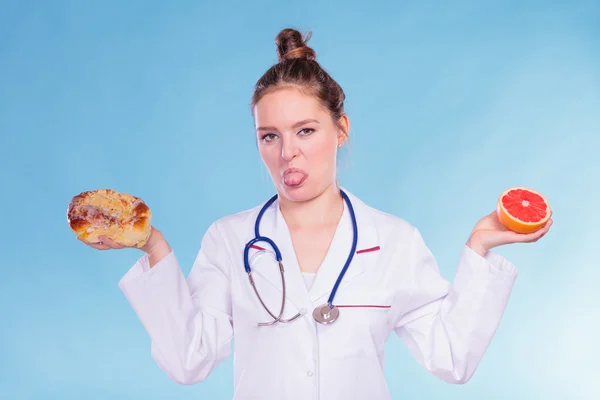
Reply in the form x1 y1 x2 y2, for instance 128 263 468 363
313 303 340 324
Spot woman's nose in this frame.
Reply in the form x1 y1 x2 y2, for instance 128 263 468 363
281 138 299 161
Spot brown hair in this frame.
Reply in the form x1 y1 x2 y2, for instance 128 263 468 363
251 28 347 130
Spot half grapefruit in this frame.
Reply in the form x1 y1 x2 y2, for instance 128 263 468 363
496 187 551 234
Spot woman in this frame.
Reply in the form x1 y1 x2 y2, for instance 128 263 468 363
87 28 552 399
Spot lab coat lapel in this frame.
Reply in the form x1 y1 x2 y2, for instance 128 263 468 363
272 202 312 309
309 190 377 304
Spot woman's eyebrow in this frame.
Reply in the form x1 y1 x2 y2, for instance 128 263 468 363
256 119 319 132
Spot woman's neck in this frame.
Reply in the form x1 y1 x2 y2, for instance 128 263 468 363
278 182 344 229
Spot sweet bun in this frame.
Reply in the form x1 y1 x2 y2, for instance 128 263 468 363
67 189 152 248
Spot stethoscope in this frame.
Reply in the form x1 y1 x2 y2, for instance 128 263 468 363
243 189 358 326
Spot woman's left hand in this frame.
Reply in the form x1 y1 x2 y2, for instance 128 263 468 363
466 210 553 256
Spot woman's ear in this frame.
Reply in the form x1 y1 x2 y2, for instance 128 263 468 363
337 114 350 147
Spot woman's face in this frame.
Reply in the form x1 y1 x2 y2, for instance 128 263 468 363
254 87 348 202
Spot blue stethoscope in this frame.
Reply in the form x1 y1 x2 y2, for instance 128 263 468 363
243 189 358 326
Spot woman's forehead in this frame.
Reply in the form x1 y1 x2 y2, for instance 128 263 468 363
254 88 328 129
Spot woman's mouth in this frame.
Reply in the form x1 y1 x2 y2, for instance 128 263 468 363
282 168 308 187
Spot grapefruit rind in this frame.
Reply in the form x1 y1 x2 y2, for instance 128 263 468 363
496 187 551 234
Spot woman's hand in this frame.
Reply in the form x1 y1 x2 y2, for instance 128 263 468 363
82 235 128 251
80 226 165 254
81 226 172 268
466 210 553 256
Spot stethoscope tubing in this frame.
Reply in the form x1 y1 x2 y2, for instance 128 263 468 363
326 190 358 308
243 189 356 325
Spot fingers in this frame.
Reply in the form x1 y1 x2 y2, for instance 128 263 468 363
98 236 126 249
515 219 554 243
534 219 553 239
87 242 112 250
78 237 111 250
77 236 125 250
538 218 553 239
486 218 553 247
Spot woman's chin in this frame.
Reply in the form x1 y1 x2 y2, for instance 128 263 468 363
278 182 313 202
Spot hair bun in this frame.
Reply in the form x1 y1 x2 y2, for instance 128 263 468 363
275 28 316 62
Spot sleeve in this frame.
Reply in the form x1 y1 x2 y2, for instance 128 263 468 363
393 227 518 384
118 221 234 385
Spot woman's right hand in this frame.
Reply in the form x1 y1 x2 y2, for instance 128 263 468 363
82 226 164 254
84 227 171 268
82 236 127 251
82 227 172 268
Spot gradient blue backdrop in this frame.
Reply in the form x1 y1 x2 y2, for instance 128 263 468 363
1 1 599 399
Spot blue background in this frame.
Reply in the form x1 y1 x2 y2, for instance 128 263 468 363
1 1 599 399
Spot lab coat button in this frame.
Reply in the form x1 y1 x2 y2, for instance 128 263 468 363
307 370 313 377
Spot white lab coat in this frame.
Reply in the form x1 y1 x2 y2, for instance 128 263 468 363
119 189 518 400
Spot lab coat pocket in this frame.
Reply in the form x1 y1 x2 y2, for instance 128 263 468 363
320 292 393 359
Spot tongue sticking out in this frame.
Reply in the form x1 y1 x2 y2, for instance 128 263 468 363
283 172 307 187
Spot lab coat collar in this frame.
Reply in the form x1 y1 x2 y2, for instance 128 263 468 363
251 188 379 310
307 189 378 304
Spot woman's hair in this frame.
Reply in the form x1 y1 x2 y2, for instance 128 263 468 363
251 28 346 130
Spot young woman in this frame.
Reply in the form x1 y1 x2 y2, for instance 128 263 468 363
87 28 552 400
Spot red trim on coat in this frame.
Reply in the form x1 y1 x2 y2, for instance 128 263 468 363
356 246 380 254
336 305 391 309
250 244 381 253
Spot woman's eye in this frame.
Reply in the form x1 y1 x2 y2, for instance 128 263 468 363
298 128 315 136
261 133 277 142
